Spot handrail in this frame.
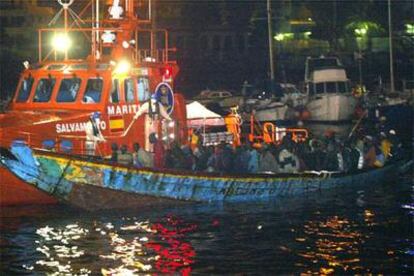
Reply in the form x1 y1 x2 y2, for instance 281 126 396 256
38 27 175 64
249 113 308 144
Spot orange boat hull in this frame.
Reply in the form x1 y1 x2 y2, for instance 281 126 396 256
0 166 57 206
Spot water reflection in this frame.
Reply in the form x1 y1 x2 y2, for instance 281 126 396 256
1 176 412 275
26 214 196 275
296 215 365 274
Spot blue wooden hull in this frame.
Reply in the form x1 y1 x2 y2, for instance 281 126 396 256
0 143 410 210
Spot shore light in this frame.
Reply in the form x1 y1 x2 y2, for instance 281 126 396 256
274 33 285 41
354 27 368 37
406 23 414 35
52 33 72 52
274 32 293 42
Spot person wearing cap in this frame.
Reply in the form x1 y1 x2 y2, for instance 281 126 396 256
85 112 105 155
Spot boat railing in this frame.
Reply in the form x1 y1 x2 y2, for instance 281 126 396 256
136 48 177 64
8 131 106 158
249 114 308 145
38 27 176 64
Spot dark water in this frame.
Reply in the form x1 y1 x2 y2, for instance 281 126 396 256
1 175 413 275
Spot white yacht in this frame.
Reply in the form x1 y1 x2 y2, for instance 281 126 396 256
246 83 307 122
193 89 243 109
304 56 358 122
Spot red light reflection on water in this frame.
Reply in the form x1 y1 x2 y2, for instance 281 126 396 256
145 214 197 275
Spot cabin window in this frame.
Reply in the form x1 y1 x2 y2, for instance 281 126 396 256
83 78 103 103
33 78 56 102
314 83 325 94
56 78 81 102
136 77 150 102
16 76 34 102
124 78 135 103
326 82 336 93
338 82 347 93
110 79 120 103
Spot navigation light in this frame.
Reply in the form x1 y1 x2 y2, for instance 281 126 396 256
114 60 131 75
52 33 72 52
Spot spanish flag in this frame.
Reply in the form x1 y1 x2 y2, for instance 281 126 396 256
109 115 124 132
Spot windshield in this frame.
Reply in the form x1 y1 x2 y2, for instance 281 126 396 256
33 78 56 102
83 78 103 103
56 78 81 102
16 76 34 102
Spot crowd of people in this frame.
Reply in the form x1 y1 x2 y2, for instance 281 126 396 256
108 119 405 174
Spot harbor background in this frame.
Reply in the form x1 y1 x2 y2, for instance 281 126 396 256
0 1 412 274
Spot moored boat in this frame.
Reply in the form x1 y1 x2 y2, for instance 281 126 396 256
244 83 307 123
0 142 410 211
304 56 358 122
193 89 243 110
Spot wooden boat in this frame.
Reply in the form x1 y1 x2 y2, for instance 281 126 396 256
1 142 411 211
0 0 187 205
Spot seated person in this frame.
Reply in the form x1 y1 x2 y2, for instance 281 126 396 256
117 144 133 166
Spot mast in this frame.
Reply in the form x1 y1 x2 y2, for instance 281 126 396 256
267 0 275 91
388 0 395 93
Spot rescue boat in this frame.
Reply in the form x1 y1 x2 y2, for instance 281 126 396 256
0 0 187 206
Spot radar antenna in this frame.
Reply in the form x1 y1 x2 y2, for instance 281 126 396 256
49 0 85 28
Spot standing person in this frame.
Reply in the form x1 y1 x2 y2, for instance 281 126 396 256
343 140 363 172
213 143 226 172
247 142 259 173
233 145 249 173
379 132 392 162
322 140 343 172
307 139 325 171
363 136 377 168
206 146 216 172
181 145 195 170
194 145 209 171
388 129 403 161
150 133 165 169
259 145 278 173
278 137 299 173
110 143 120 163
85 112 105 155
